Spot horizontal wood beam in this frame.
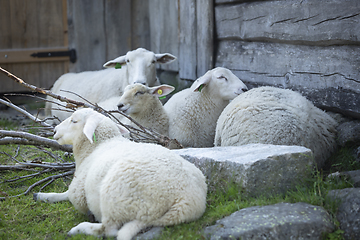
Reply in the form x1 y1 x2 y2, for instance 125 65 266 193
0 47 71 64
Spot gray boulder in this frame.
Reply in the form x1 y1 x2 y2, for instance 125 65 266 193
204 202 334 240
327 188 360 240
336 120 360 147
175 144 313 197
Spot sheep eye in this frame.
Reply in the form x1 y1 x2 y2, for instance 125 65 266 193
135 91 145 96
218 76 228 81
151 59 156 64
71 119 77 123
126 59 130 63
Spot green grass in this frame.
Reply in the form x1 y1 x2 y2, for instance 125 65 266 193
0 120 359 239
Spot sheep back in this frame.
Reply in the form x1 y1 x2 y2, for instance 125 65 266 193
165 88 226 148
215 86 337 168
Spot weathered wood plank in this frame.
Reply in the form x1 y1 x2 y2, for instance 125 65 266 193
215 0 360 45
196 0 214 77
149 0 179 72
216 40 360 118
104 0 132 60
179 0 197 80
67 0 106 72
131 0 150 50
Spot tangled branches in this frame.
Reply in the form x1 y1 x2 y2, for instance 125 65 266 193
0 67 182 200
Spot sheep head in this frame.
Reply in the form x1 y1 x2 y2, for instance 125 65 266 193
191 67 248 101
117 83 175 115
54 108 129 145
103 48 177 87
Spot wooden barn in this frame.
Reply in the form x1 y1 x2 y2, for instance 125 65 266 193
0 0 359 118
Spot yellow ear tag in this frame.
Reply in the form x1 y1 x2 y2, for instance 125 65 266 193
158 89 166 99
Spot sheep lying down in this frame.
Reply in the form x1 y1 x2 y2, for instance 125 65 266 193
34 108 207 240
45 48 176 123
215 86 337 168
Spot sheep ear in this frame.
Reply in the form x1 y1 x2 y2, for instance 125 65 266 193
103 55 126 68
83 115 103 143
155 53 177 64
117 124 130 136
150 85 175 97
191 72 212 92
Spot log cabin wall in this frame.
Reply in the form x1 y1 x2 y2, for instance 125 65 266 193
1 0 359 118
214 0 360 118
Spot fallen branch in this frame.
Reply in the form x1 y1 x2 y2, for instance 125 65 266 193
0 130 72 152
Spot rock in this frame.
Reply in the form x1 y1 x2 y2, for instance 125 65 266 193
204 202 334 240
328 170 360 188
135 227 164 240
175 144 313 197
336 120 360 146
327 188 360 240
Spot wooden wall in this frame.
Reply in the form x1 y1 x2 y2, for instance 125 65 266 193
0 0 68 93
214 0 360 118
67 0 151 73
149 0 214 80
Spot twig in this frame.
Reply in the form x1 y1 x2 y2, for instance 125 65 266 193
0 130 72 152
0 67 91 109
0 170 74 201
0 98 52 128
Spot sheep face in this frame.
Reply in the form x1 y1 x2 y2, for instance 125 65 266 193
53 108 99 145
117 83 175 115
103 48 176 87
191 67 248 101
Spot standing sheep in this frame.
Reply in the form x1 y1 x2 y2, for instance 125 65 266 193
164 67 248 148
215 86 338 168
117 83 175 136
34 108 207 240
45 48 176 123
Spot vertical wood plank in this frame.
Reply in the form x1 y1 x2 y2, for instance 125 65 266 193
131 0 150 50
179 0 197 80
104 0 132 61
67 0 106 72
0 0 69 92
196 0 213 77
148 0 179 72
0 0 12 48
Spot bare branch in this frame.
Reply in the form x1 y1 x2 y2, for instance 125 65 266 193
0 67 91 109
0 130 72 152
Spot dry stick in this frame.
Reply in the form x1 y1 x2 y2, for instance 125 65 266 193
0 170 74 201
0 130 72 152
0 67 91 109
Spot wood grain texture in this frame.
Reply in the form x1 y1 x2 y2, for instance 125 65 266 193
215 0 360 45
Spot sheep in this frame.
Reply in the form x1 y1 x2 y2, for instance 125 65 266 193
164 67 248 148
214 86 338 168
34 108 207 240
45 48 176 123
116 83 175 136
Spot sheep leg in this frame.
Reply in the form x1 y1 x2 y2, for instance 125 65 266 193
33 190 69 203
117 220 147 240
67 222 105 237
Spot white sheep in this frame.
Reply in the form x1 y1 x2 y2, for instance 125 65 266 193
45 48 176 123
214 86 338 168
117 83 175 136
34 108 207 240
164 67 248 148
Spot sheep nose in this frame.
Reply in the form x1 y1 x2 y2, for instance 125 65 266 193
117 104 124 110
